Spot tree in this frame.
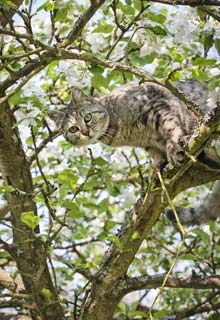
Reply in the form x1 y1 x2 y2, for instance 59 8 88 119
0 0 220 319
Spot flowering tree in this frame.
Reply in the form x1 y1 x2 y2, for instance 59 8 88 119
1 1 220 319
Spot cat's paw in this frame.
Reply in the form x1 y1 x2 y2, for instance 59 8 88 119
166 142 185 167
167 135 191 167
178 135 191 149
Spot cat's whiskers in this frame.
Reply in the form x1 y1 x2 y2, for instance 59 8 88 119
99 129 116 144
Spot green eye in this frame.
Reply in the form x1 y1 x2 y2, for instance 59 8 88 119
84 113 92 123
69 126 79 133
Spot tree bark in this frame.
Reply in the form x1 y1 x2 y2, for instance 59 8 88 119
0 99 65 320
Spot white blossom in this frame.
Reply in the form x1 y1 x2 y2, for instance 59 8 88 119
86 33 108 53
59 60 91 87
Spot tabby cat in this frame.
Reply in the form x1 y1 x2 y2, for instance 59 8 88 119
48 80 220 225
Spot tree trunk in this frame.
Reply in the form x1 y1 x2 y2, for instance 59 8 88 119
0 99 65 320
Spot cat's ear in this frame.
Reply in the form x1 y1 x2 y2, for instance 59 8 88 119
71 87 89 105
48 108 66 128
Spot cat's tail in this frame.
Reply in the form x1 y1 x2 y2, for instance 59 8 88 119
166 181 220 226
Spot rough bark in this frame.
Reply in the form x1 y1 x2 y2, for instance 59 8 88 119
0 100 65 320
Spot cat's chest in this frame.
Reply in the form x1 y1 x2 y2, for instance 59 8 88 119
110 125 165 150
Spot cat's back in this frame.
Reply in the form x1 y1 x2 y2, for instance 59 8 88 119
175 79 209 114
99 81 173 119
100 80 210 117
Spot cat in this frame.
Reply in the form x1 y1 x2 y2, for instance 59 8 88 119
48 80 220 225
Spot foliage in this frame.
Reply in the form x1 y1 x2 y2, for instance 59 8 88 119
0 1 220 320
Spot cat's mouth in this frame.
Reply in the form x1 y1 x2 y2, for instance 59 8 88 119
64 129 104 146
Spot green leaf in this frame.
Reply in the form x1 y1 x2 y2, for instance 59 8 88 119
93 24 114 33
68 205 84 219
117 302 127 315
91 74 109 89
0 0 16 9
0 184 14 193
98 198 109 213
94 156 108 166
200 30 214 51
150 26 167 36
154 310 169 318
47 61 59 80
192 57 216 66
56 7 68 22
180 253 197 261
191 69 209 82
118 3 135 15
133 0 141 10
192 228 210 243
90 65 104 75
37 0 55 12
130 51 153 67
208 78 220 91
104 175 115 195
170 71 183 82
147 12 166 24
75 227 88 240
84 176 100 190
21 211 40 230
58 169 78 192
105 220 118 231
106 235 123 248
132 231 140 240
41 288 52 301
61 200 84 218
215 38 220 56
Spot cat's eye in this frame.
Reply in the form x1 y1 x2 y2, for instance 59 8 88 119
84 113 92 123
69 126 79 133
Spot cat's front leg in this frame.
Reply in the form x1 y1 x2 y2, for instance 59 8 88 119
147 147 167 169
166 135 190 167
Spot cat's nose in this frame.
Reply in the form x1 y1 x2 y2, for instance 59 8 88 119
82 128 90 137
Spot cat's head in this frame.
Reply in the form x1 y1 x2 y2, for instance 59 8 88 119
48 88 109 146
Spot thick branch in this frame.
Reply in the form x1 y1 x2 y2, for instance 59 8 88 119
148 0 220 5
162 301 220 320
118 274 220 297
0 100 65 320
0 269 24 292
0 52 54 93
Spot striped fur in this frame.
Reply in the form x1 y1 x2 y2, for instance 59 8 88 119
48 80 220 225
48 80 211 168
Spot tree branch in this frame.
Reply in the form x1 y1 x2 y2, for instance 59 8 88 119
0 203 10 219
0 0 23 27
117 274 220 297
28 130 60 163
162 300 220 320
147 0 220 6
200 6 220 23
0 99 65 320
59 0 106 48
0 269 24 292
